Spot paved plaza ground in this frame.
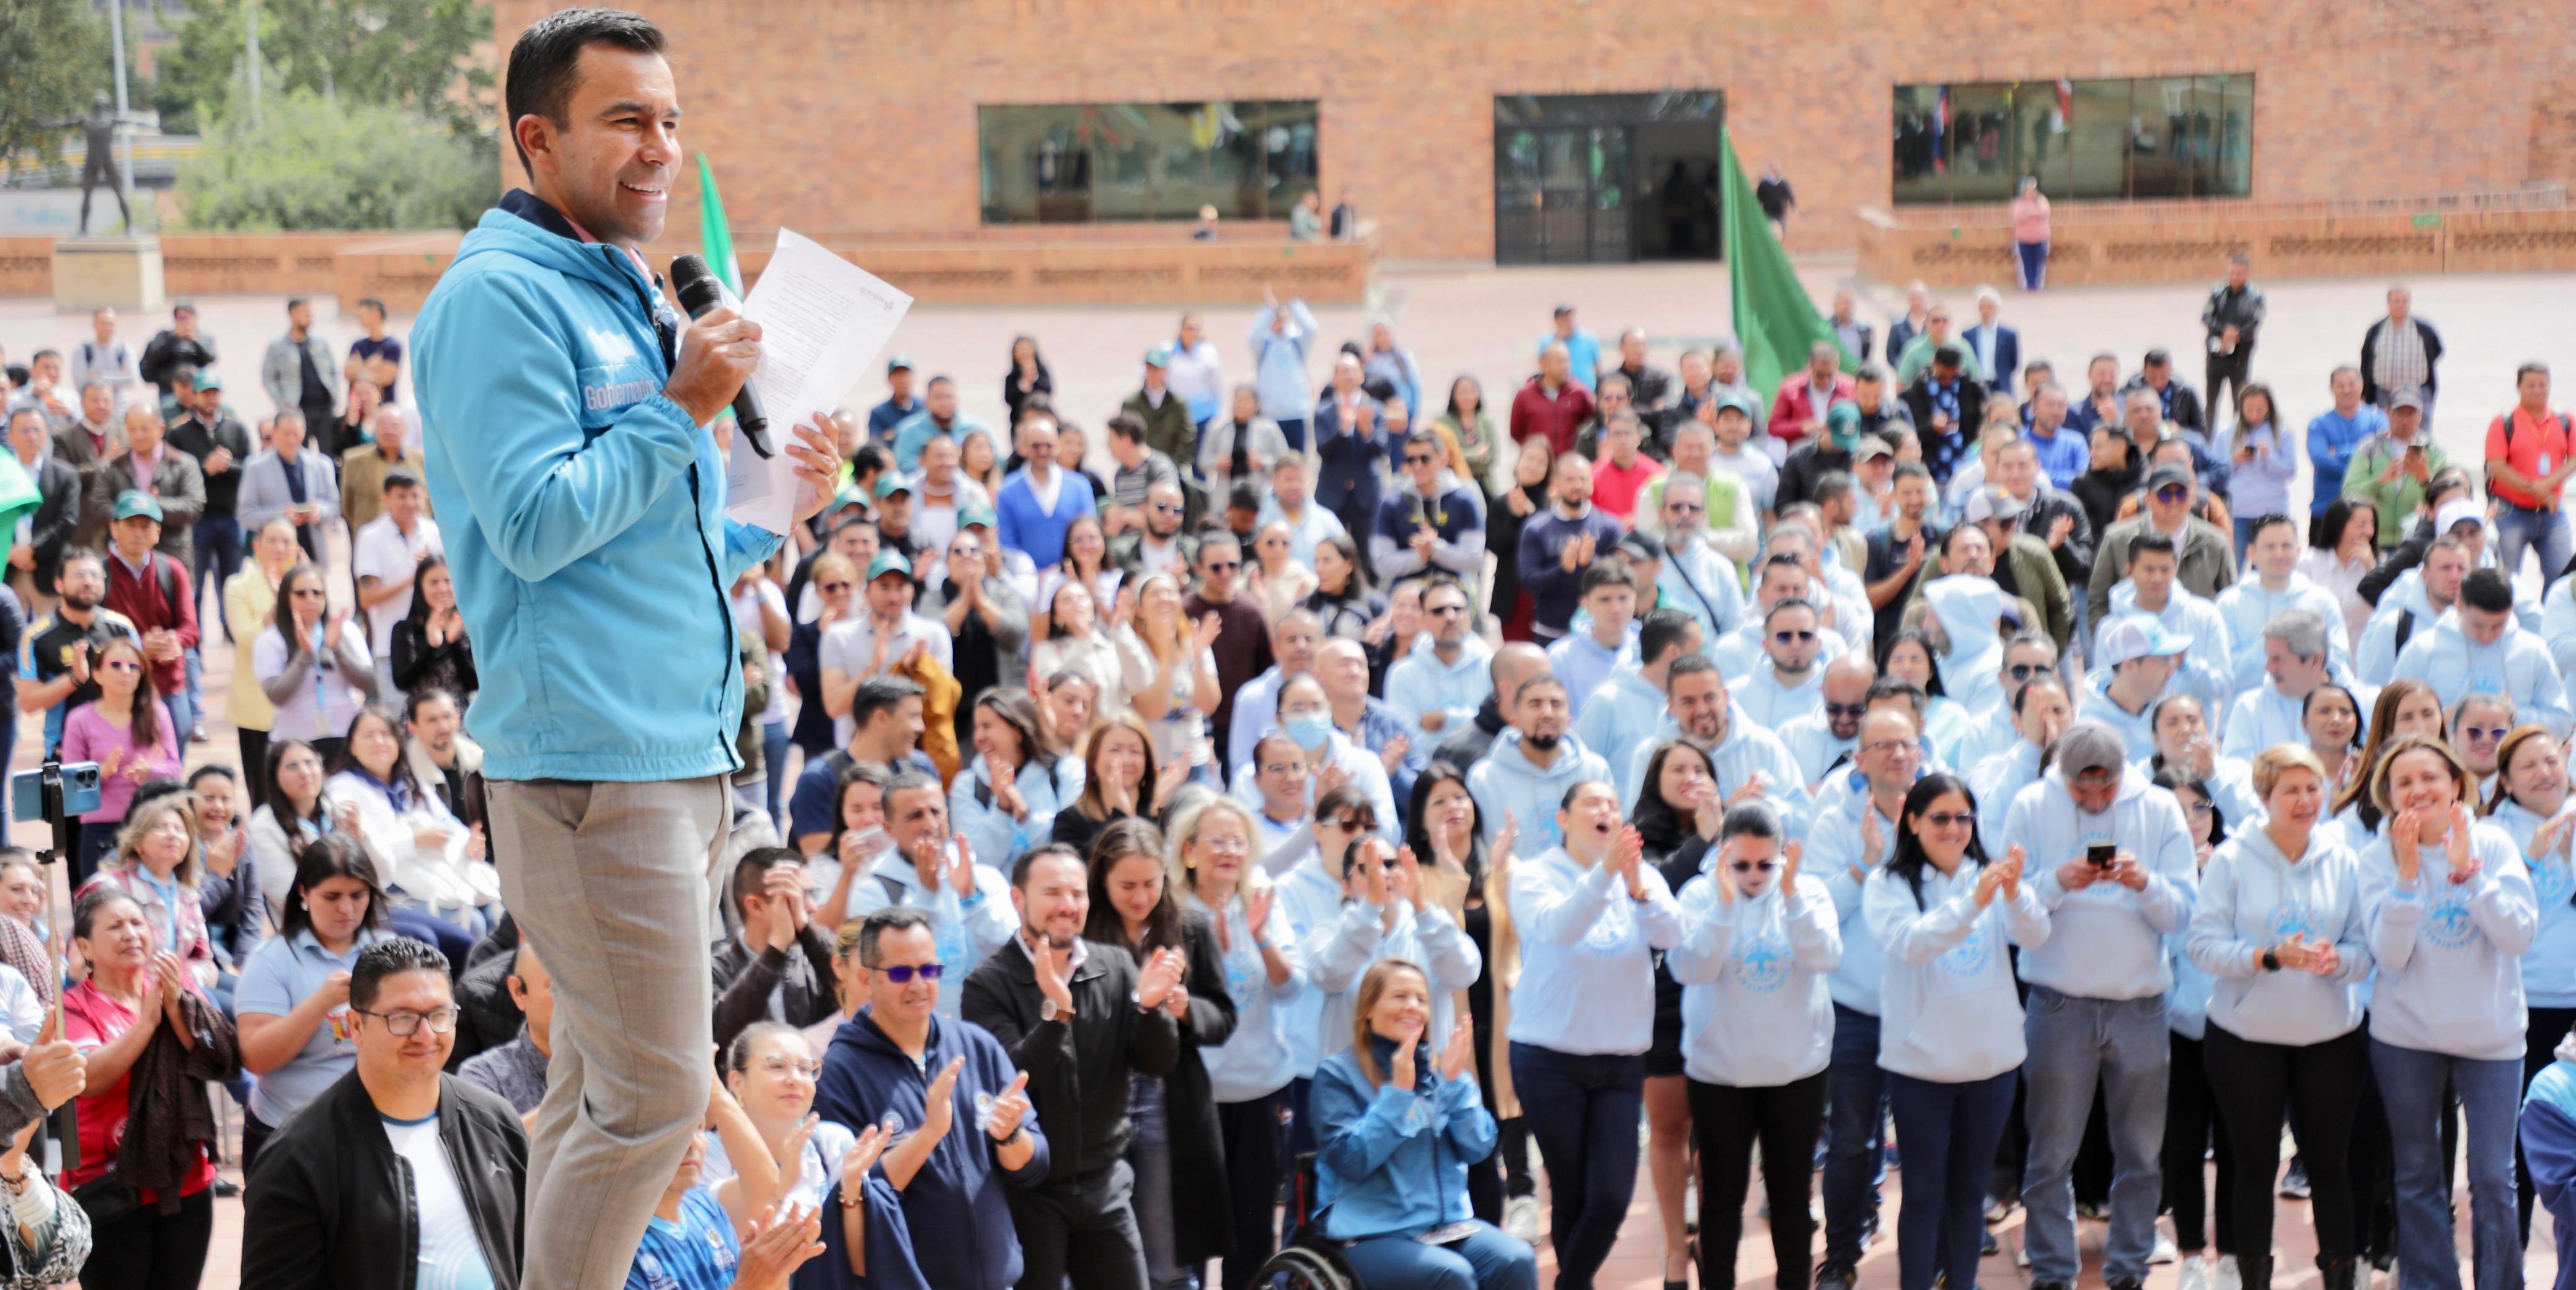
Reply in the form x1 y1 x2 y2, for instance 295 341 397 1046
4 259 2569 1288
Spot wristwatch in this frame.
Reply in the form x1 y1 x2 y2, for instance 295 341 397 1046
1040 996 1069 1023
2260 948 2282 972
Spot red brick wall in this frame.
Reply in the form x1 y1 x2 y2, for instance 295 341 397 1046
490 0 2575 262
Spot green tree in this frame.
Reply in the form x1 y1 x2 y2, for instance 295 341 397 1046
176 89 494 231
153 0 494 138
0 0 113 174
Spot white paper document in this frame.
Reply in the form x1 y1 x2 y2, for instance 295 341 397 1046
725 228 914 534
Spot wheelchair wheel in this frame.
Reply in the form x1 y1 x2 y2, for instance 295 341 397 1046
1249 1242 1361 1290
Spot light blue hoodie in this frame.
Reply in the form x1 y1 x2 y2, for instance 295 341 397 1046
1618 706 1813 834
1185 883 1308 1104
1812 793 1900 1015
844 846 1019 1017
1866 857 2052 1082
1969 739 2044 845
2185 823 2371 1045
1776 710 1858 790
2488 799 2576 1010
1666 870 1840 1086
1249 303 1319 423
1548 624 1638 719
2213 573 2355 692
2389 610 2574 740
2358 820 2538 1060
414 192 783 781
1573 665 1667 805
2001 763 2198 1000
1506 847 1684 1055
1273 850 1350 1080
1306 899 1481 1068
1469 728 1612 861
948 753 1065 875
2096 583 2235 723
1383 635 1494 749
1729 662 1826 731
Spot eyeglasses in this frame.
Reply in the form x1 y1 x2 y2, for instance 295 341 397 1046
1260 762 1303 777
1322 816 1372 832
1404 454 1438 466
818 581 854 593
1823 702 1869 719
1729 860 1777 874
874 963 946 984
1195 836 1249 856
2154 485 2192 503
1916 811 1974 830
2006 663 2048 680
100 659 141 673
758 1057 824 1080
354 1005 459 1036
1772 630 1818 644
1426 603 1467 617
1861 740 1918 759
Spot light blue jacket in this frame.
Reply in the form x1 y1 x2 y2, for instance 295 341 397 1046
949 753 1065 876
1666 872 1840 1086
1311 1038 1494 1240
2213 573 2353 694
1506 847 1684 1055
1250 303 1318 423
1812 793 1900 1014
1866 857 2050 1082
2185 823 2371 1045
1306 900 1480 1068
2001 763 2198 1000
414 193 782 781
1573 666 1668 803
1470 729 1612 860
2490 799 2576 1009
1618 707 1813 835
1186 885 1308 1103
2389 611 2574 740
1384 636 1495 749
890 409 991 475
2359 821 2537 1060
844 847 1019 1017
2095 583 2236 722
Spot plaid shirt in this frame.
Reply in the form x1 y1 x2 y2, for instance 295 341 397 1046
2373 318 2429 399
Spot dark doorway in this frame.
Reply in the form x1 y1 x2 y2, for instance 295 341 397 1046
1494 92 1723 265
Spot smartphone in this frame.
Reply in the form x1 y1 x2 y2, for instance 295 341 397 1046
2087 843 2116 869
11 764 102 822
2405 443 2425 459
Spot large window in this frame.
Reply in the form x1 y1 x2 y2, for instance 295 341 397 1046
978 101 1317 225
1892 74 2252 204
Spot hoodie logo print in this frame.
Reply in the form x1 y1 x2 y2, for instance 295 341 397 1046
2265 899 2315 942
1583 894 1634 953
2422 895 2477 950
1733 924 1790 994
1937 919 1992 978
2534 853 2575 908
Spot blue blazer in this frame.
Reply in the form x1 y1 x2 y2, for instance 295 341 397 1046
1314 397 1389 519
1963 322 2021 391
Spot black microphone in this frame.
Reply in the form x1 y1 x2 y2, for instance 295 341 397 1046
667 254 773 458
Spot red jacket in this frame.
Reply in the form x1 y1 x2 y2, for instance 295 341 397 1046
103 550 200 698
1510 376 1596 459
1769 373 1858 448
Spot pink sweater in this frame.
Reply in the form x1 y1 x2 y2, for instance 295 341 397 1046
58 702 184 824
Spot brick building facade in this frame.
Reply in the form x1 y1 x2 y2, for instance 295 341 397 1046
491 0 2576 263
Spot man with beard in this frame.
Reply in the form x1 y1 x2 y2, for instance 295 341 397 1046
18 550 139 755
963 845 1184 1290
1574 607 1702 804
1732 598 1830 728
1516 452 1627 643
1109 479 1195 581
1616 654 1811 833
1776 653 1877 790
1386 575 1497 748
1466 673 1611 861
1372 430 1486 587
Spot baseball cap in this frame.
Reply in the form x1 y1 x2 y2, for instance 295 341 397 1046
1616 529 1666 562
112 490 163 523
2144 463 2195 493
1852 436 1893 461
2094 616 2193 669
2387 387 2425 412
885 355 914 374
1712 391 1756 418
192 369 223 391
958 503 998 529
865 550 914 583
1825 402 1861 433
1143 346 1171 369
874 473 914 500
2056 721 2129 779
1963 488 2029 524
2435 498 2485 536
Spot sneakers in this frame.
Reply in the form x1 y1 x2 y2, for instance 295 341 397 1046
2215 1253 2244 1290
1983 1194 2016 1223
2106 1278 2144 1290
2179 1256 2213 1290
1815 1263 1857 1290
1504 1195 1540 1244
2279 1164 2311 1199
2016 1241 2032 1269
189 723 208 744
2151 1232 2179 1265
1980 1226 2000 1257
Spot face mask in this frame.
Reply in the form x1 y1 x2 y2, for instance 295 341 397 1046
1285 714 1333 752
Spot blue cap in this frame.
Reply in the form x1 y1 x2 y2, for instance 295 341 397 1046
866 550 914 583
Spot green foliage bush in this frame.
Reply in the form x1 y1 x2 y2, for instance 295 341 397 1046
177 89 494 231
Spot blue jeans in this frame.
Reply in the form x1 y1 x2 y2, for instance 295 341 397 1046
1822 1004 1888 1268
1339 1222 1538 1290
2371 1038 2522 1290
761 718 790 825
162 691 193 749
2019 987 2169 1285
1276 417 1308 454
193 516 242 638
184 647 203 734
1508 1043 1643 1290
2016 240 2049 291
2493 502 2573 586
1887 1069 2017 1290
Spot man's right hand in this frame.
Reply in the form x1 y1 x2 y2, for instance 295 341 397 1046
1035 941 1075 1017
665 306 764 426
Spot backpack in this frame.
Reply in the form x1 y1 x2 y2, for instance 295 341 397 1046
2493 409 2573 504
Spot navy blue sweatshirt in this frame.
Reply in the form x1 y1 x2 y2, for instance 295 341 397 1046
815 1010 1052 1290
1514 504 1628 635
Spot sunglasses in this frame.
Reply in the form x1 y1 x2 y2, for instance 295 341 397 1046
1151 502 1184 515
1729 860 1778 874
1427 603 1468 617
874 963 946 983
100 659 142 673
1404 454 1438 466
1823 702 1869 719
1772 630 1818 644
1202 560 1241 573
2006 663 2048 680
1862 740 1919 759
2184 800 2215 816
1666 501 1705 515
291 588 327 599
2154 485 2192 503
2461 725 2510 742
1915 811 1975 829
1323 816 1373 832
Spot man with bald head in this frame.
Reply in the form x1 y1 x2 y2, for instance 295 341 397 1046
1319 637 1427 806
1435 640 1551 772
1226 609 1324 776
1777 653 1878 789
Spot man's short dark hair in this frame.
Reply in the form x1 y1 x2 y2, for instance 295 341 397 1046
850 676 925 730
1512 673 1566 707
285 298 308 314
1578 559 1635 597
2126 531 2178 567
1404 430 1441 458
731 845 803 913
2461 568 2515 614
405 685 462 723
1228 482 1261 513
851 444 890 480
382 469 421 493
883 769 942 813
1638 607 1696 666
2014 671 2070 713
2250 513 2297 543
1764 597 1818 629
350 937 451 1012
1892 462 1932 487
505 7 668 175
858 906 934 966
1419 574 1467 609
1106 413 1145 444
2143 347 2172 368
1812 470 1854 505
1867 676 1928 717
1668 653 1719 683
358 298 387 317
1197 532 1242 563
1011 843 1084 890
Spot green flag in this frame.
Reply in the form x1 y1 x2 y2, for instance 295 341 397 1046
697 154 741 296
1721 128 1851 402
0 453 38 542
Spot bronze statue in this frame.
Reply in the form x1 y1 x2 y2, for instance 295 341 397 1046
42 92 134 236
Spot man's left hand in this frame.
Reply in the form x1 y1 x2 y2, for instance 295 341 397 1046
787 417 843 525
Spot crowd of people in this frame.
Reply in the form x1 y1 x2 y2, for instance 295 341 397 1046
13 105 2576 1290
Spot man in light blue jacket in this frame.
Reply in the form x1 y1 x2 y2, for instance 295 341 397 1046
1250 292 1317 451
2000 722 2198 1290
409 12 840 1284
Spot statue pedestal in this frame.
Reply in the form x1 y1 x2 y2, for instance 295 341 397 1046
51 237 164 313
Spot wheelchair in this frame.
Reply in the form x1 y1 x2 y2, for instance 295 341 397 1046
1247 1152 1364 1290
